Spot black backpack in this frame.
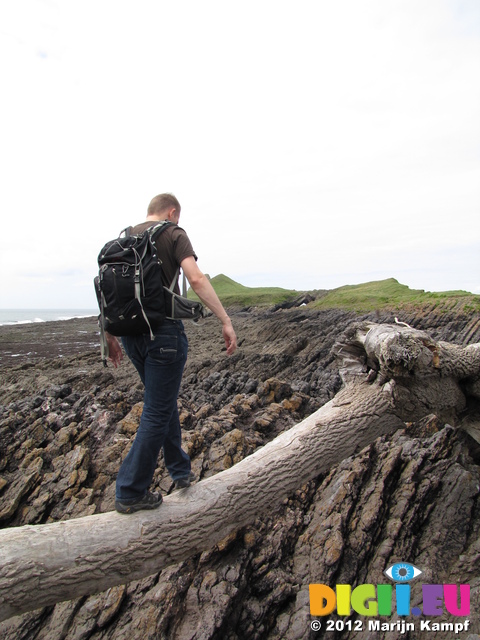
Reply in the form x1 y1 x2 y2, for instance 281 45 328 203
94 222 172 357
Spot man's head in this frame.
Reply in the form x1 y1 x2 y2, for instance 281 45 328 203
147 193 181 224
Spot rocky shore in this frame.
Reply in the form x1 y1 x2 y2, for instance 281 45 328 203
1 306 479 639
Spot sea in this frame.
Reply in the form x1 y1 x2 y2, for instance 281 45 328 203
0 309 98 326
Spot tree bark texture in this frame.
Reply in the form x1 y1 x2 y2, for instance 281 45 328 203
0 321 478 622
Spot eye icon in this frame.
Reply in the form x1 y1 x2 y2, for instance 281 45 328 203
384 562 423 582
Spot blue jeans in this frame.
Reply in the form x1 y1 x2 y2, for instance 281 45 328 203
116 320 191 501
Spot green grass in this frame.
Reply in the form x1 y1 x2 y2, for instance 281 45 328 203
311 278 480 313
188 274 298 306
189 275 480 313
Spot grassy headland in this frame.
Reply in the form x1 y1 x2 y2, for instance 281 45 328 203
189 274 299 307
190 275 480 314
311 278 480 313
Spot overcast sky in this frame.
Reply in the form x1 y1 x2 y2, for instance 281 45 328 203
0 0 479 308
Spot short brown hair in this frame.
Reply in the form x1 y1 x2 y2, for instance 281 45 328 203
147 193 181 216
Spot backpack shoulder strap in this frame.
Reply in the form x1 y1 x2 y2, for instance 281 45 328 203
120 220 177 239
119 226 132 238
149 220 173 239
166 267 181 292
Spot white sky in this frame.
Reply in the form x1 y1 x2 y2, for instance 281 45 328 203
0 0 479 308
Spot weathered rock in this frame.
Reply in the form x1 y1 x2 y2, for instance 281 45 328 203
0 306 479 638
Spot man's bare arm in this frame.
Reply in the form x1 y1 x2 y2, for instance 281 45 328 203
180 256 237 355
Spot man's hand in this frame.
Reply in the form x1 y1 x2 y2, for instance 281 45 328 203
106 333 123 368
222 320 237 355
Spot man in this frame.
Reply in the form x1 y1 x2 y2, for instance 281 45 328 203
106 193 237 514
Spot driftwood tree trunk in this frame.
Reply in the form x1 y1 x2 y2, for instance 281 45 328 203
0 322 479 622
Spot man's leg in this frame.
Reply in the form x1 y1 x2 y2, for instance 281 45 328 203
163 403 191 481
116 323 188 501
162 328 191 481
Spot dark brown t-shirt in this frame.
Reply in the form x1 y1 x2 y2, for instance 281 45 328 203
129 221 197 295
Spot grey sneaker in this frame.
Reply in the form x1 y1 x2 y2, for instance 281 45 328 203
115 491 163 514
174 472 197 490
